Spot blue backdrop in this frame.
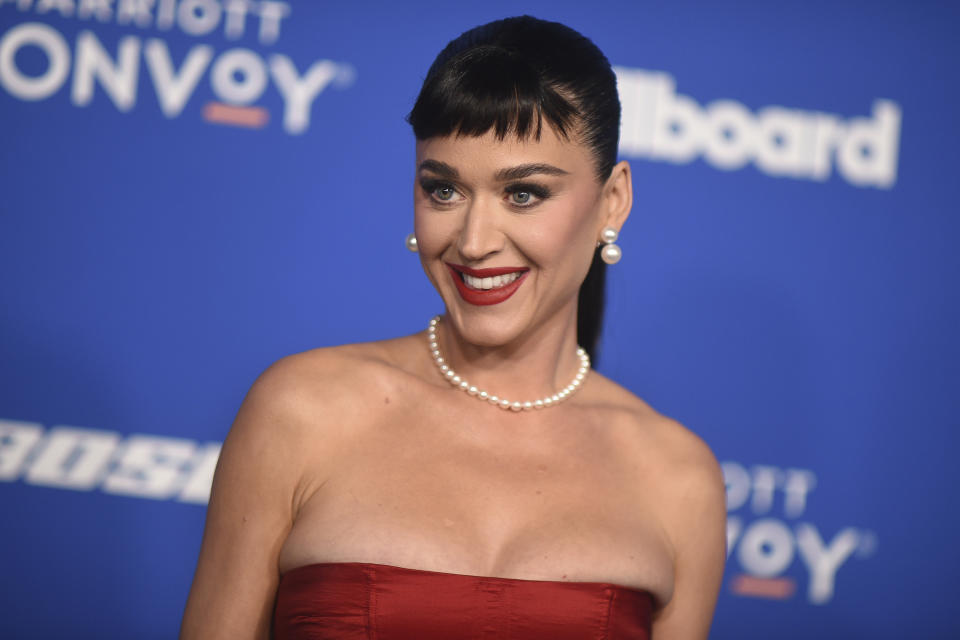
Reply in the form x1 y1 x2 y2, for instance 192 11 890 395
2 1 958 637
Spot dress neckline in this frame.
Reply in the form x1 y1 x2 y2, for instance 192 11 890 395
281 561 653 599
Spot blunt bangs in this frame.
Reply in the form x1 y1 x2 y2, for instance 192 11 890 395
408 45 580 145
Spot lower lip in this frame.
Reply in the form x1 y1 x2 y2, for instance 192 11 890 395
447 266 528 306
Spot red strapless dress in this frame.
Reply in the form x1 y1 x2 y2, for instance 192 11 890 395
273 562 653 639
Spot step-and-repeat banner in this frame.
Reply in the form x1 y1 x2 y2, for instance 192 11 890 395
2 1 957 638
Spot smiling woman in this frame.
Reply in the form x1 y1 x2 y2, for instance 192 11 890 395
180 15 726 640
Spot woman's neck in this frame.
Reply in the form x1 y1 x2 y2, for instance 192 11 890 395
432 307 585 405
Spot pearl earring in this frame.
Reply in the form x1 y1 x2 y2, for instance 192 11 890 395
600 227 622 264
405 233 418 252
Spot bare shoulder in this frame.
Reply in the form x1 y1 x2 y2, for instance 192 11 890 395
249 338 410 400
238 335 425 430
217 334 429 492
587 373 725 506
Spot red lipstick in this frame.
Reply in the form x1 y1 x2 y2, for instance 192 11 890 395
446 263 529 306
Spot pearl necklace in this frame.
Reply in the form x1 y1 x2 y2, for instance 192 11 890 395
427 315 590 411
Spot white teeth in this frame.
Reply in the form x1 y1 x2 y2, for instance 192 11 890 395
462 271 522 290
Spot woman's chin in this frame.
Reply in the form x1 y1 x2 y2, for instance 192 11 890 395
441 306 531 349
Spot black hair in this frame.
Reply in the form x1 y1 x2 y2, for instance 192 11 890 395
407 16 621 363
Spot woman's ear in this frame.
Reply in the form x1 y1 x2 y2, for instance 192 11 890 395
599 160 633 235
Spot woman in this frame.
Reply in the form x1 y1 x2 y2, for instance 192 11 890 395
181 16 726 640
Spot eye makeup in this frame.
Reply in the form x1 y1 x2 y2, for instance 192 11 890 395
504 182 552 207
418 176 553 209
418 177 461 205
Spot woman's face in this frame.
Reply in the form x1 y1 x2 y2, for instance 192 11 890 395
414 125 629 348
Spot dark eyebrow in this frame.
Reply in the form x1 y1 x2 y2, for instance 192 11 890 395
418 160 459 179
495 163 569 181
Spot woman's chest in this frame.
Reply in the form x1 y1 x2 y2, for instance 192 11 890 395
279 416 675 602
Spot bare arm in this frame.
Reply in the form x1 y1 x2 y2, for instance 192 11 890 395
180 358 315 639
651 434 727 639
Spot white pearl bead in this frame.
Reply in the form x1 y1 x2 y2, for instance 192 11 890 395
439 364 449 373
459 380 469 390
445 370 455 379
452 375 461 384
601 227 618 244
479 391 488 400
468 386 478 395
511 402 523 412
489 395 499 404
499 399 511 409
601 243 622 265
523 402 533 411
534 400 544 409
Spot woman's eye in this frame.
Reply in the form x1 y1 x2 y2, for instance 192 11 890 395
434 186 457 201
420 179 461 204
505 184 549 207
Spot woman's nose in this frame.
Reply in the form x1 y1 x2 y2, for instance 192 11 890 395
456 198 504 261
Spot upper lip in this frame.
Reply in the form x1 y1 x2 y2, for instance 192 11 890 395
446 263 529 278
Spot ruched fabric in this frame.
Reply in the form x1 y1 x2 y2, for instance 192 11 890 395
274 562 654 639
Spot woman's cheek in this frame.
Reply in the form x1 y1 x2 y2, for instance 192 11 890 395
525 206 594 265
414 221 453 261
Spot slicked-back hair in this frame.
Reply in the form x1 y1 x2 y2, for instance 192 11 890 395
407 16 621 362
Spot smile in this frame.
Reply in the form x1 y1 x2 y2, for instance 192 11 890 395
446 263 529 306
462 271 522 290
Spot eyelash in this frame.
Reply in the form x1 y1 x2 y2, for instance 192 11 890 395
419 179 460 205
418 179 552 208
505 183 551 207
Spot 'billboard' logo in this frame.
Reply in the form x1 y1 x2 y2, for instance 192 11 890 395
616 67 901 189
